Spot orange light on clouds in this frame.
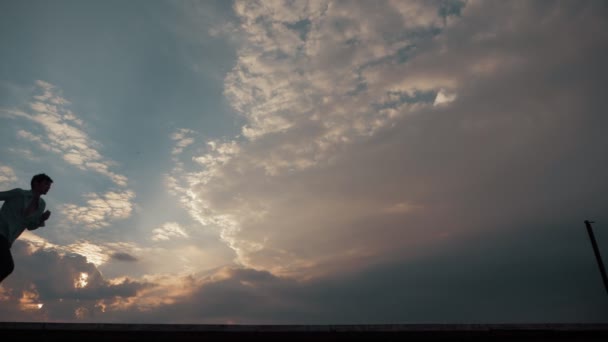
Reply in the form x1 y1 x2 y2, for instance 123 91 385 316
75 272 89 289
96 300 106 313
75 307 89 319
65 241 110 266
104 274 202 312
19 289 43 311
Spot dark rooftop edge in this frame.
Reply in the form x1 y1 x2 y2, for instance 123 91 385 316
1 322 608 332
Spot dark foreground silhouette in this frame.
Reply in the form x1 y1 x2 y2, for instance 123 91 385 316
1 322 607 341
0 173 53 284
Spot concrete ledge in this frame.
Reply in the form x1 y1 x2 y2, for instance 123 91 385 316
1 322 607 341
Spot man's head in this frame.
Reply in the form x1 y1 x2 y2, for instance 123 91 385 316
31 173 53 195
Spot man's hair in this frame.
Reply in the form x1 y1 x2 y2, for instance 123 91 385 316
31 173 53 188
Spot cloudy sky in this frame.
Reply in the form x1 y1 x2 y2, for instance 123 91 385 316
1 0 607 324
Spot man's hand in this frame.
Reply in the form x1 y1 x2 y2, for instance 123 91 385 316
29 211 51 231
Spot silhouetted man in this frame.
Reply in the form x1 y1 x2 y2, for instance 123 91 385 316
0 173 53 283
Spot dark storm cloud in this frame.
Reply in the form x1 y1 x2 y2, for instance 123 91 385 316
112 252 138 262
0 241 152 321
157 0 608 323
182 0 608 277
84 223 608 324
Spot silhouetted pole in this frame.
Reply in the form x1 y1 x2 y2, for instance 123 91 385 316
585 220 608 295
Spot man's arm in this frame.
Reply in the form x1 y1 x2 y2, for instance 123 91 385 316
0 188 22 201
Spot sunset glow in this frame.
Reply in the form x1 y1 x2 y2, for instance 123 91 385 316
1 0 607 324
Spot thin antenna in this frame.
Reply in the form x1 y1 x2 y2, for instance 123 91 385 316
584 220 608 295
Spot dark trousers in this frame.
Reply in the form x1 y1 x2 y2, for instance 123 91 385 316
0 235 14 283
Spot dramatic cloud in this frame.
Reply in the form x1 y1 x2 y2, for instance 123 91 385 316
17 233 142 268
0 240 150 322
151 222 189 242
60 190 136 229
10 224 604 324
1 0 607 324
62 241 113 266
1 81 128 187
168 0 608 281
0 165 17 186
